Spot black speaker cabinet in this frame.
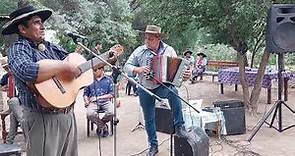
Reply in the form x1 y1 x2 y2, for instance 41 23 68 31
174 127 209 156
213 100 246 135
266 4 295 53
155 106 174 134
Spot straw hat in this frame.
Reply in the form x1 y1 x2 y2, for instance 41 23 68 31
2 5 52 35
139 25 164 35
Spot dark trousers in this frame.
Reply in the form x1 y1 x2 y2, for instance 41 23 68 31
125 80 137 95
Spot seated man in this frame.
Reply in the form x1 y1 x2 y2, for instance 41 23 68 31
191 52 207 83
83 66 114 137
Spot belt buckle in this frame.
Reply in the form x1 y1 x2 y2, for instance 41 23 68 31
61 107 71 114
63 108 69 113
50 106 72 114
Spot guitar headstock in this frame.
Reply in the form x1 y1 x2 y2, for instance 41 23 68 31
109 44 124 57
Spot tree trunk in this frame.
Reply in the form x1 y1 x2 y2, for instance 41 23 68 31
249 51 270 113
228 26 252 110
238 53 251 109
250 50 256 68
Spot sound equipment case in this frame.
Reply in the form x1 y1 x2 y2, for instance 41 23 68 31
213 100 246 135
174 127 209 156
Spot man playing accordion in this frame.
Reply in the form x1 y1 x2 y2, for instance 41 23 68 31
124 25 191 156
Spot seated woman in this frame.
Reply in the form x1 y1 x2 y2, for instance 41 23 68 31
183 49 195 66
191 52 207 83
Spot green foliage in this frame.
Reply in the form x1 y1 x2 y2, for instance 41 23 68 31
58 36 76 53
0 1 17 47
194 44 237 61
2 0 295 68
41 0 137 57
0 0 17 15
138 0 270 49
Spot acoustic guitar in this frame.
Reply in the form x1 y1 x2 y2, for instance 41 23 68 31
34 44 124 109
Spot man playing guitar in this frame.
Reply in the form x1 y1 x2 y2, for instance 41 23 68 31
3 5 80 156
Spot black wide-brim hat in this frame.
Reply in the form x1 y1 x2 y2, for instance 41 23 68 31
197 52 207 57
2 5 52 35
183 50 193 55
0 16 10 21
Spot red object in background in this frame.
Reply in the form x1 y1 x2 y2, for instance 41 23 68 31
7 74 14 98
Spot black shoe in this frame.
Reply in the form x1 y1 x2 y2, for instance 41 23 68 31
146 146 158 156
101 125 109 137
175 125 189 138
96 128 102 137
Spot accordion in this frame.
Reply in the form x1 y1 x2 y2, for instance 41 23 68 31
150 55 190 87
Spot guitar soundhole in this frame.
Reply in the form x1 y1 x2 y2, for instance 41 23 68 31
52 76 66 94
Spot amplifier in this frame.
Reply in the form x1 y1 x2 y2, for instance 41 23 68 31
174 127 209 156
155 106 174 134
213 100 246 135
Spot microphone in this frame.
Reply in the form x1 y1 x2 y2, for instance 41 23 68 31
66 32 88 39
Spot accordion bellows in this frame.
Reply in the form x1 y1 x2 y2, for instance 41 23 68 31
151 55 190 87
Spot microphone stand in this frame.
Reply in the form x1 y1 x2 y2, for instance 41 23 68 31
77 42 165 156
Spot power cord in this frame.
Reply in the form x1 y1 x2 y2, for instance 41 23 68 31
209 139 223 155
182 84 196 127
220 136 261 156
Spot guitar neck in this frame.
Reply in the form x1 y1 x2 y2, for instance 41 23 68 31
78 52 117 74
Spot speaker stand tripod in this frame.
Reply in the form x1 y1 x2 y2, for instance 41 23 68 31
131 122 145 132
247 53 295 142
131 106 145 132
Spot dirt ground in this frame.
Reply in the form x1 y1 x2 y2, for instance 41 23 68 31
1 76 295 156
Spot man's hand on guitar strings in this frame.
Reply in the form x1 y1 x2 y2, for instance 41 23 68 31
61 62 81 81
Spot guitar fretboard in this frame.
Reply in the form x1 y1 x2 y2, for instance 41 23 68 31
78 52 117 74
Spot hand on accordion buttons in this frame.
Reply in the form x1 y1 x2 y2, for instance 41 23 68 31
134 66 150 74
182 69 191 81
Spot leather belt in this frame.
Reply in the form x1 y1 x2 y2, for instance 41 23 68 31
40 106 73 114
27 106 73 114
